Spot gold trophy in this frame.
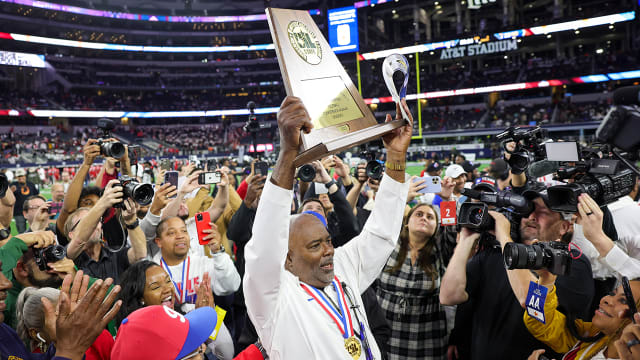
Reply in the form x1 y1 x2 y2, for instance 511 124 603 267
266 8 406 167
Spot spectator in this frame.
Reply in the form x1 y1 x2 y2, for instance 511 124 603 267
10 168 39 234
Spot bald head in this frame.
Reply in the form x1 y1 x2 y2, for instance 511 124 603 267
286 214 334 288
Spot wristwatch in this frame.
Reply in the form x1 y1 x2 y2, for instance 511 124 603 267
0 228 9 241
324 179 337 189
125 219 140 230
214 245 226 254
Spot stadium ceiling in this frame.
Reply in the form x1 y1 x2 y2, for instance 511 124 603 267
62 0 320 14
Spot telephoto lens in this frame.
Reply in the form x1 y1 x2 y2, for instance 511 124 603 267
99 141 126 159
297 164 316 182
365 160 383 180
503 242 572 276
118 176 154 207
33 245 66 271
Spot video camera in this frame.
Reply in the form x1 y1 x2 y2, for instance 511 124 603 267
503 241 572 276
97 118 125 159
243 101 260 133
458 188 532 233
116 176 154 208
496 126 548 174
546 143 636 213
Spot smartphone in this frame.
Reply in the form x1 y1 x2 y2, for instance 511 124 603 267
195 212 212 245
198 172 221 185
164 171 179 198
413 176 442 194
255 161 269 177
161 159 171 171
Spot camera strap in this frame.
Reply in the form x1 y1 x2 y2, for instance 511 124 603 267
525 281 548 324
382 54 411 123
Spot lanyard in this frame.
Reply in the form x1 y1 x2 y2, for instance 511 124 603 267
161 256 190 304
301 276 354 339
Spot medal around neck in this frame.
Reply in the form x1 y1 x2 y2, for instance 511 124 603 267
382 53 411 123
345 336 362 359
266 8 405 167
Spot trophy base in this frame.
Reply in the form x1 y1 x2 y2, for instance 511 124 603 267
293 119 407 167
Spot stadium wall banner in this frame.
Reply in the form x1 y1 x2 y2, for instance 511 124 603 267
440 39 517 60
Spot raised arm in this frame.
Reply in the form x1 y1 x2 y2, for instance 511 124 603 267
57 139 100 236
244 96 312 329
67 180 122 260
0 189 15 229
164 171 207 219
121 199 147 264
206 170 229 223
440 228 479 305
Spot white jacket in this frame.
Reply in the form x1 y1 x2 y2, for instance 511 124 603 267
244 174 409 360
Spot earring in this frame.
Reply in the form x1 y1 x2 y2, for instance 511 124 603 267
36 332 47 352
141 300 145 305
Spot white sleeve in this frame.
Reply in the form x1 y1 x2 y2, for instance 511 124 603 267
602 236 640 279
208 252 241 295
141 211 162 242
335 173 409 293
243 180 292 330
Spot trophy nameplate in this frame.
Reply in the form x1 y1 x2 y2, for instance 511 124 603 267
266 7 405 167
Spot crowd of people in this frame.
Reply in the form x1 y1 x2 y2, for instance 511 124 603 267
1 95 640 360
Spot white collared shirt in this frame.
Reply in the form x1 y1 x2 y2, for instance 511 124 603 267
244 174 409 360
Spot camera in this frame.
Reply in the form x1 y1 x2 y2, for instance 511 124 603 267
503 241 572 276
198 172 221 185
461 188 533 215
458 202 495 232
243 101 260 133
116 176 154 208
359 150 384 181
0 172 7 198
33 245 66 271
297 164 316 182
97 118 125 158
496 126 548 174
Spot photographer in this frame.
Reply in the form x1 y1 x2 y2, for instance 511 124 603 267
65 179 146 283
95 139 132 189
441 190 593 359
10 168 39 234
0 230 71 329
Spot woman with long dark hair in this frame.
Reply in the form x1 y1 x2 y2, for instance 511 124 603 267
375 203 447 359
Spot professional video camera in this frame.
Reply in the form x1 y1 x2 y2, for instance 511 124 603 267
496 126 548 174
458 188 532 233
116 176 154 208
97 118 125 159
503 241 572 276
597 85 640 154
545 142 636 213
33 244 66 271
0 172 7 198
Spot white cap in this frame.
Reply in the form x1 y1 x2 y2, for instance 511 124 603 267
445 164 465 179
15 168 26 176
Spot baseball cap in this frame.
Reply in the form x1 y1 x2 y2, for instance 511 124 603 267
445 164 465 179
489 159 509 176
472 176 497 193
112 305 217 360
426 161 441 173
461 161 480 173
521 182 551 209
15 168 26 177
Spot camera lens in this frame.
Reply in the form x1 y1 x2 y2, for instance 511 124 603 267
101 142 125 158
197 214 203 220
298 164 316 182
366 160 383 180
131 183 154 206
470 208 484 225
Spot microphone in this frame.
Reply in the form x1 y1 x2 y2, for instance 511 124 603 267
527 160 560 178
613 86 640 105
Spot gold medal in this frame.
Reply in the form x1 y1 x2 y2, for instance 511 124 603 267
344 336 362 359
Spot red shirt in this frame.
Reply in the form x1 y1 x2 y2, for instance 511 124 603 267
237 179 248 200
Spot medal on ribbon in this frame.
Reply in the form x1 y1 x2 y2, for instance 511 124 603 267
161 256 190 304
301 276 362 359
382 53 411 123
